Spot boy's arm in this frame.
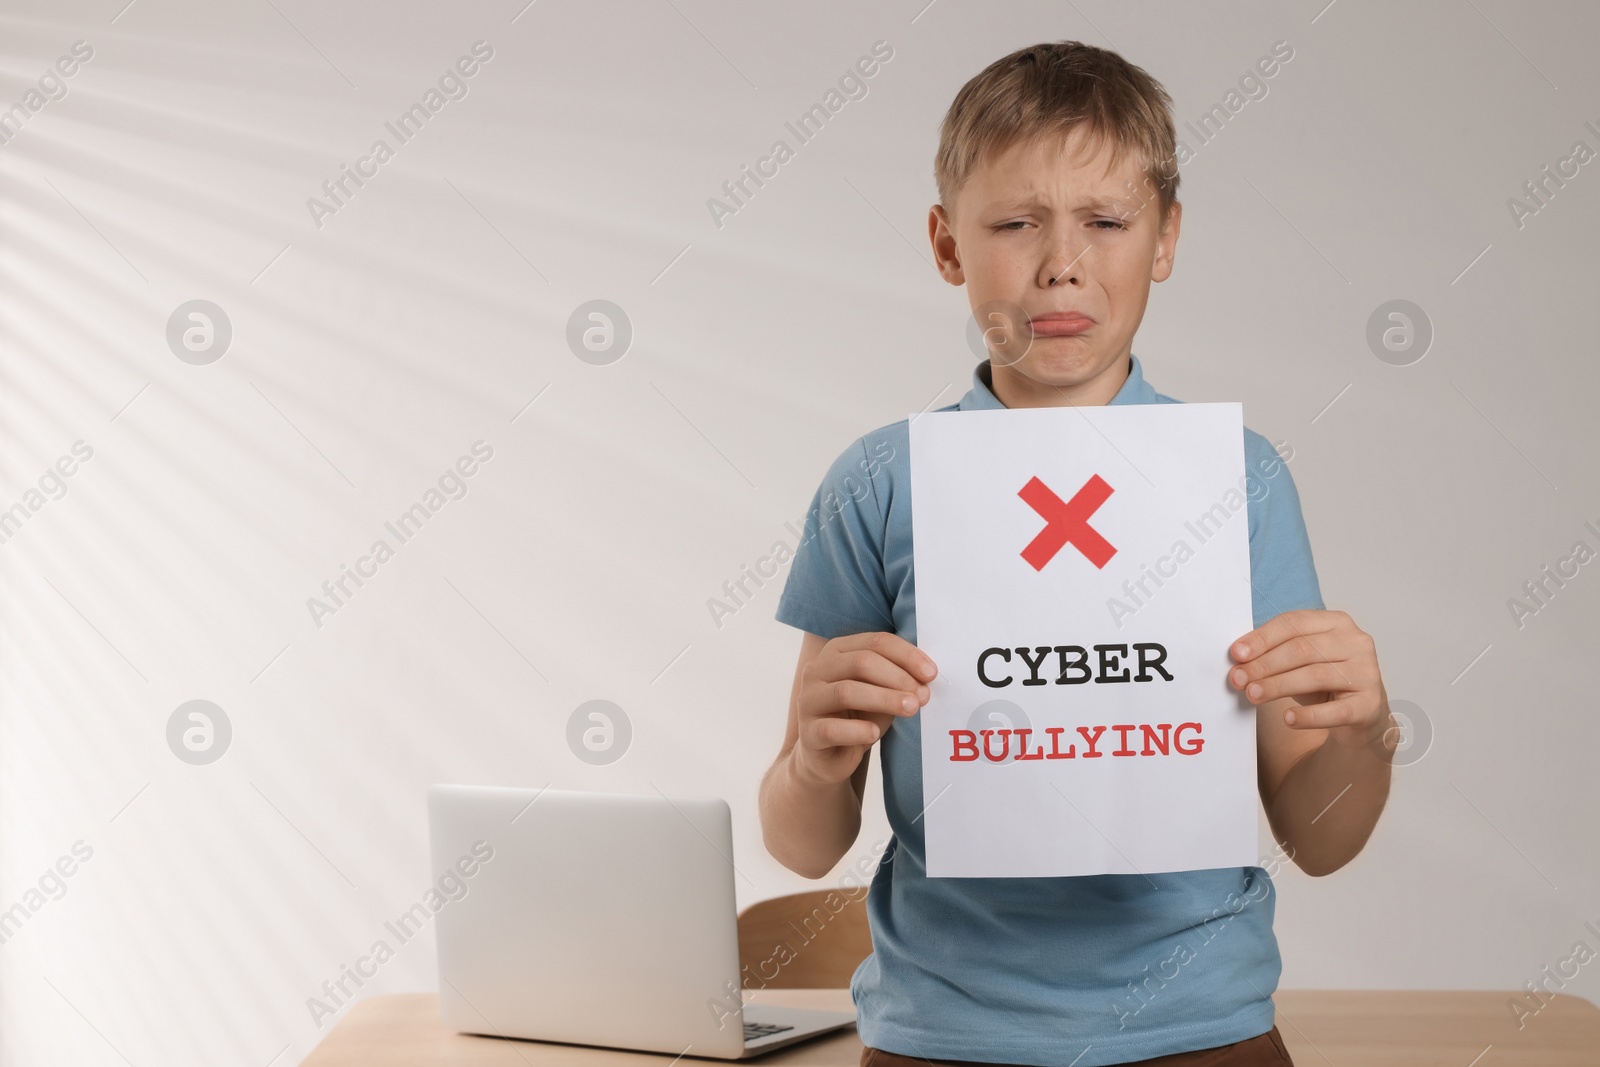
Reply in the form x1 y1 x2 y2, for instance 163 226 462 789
760 630 933 879
760 633 870 878
1238 609 1399 877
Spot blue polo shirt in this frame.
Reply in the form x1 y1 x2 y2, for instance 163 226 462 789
774 354 1324 1066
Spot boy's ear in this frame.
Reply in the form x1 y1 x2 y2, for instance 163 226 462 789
929 204 965 285
1151 199 1182 283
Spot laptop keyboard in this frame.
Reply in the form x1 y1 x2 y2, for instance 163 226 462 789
744 1021 795 1041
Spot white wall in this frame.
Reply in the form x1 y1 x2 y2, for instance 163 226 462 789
1 1 1597 1063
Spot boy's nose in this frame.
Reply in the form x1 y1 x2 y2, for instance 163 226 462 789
1041 245 1090 287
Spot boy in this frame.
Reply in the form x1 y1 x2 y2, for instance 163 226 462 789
760 41 1398 1067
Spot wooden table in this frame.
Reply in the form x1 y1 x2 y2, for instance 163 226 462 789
299 988 1600 1066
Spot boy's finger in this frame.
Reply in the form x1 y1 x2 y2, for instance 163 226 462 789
815 646 928 701
1237 662 1342 704
1282 695 1361 730
1229 635 1351 691
826 678 920 718
832 631 938 683
1231 609 1338 662
850 709 897 736
807 715 882 750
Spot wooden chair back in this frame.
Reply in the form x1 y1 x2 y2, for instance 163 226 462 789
735 889 873 988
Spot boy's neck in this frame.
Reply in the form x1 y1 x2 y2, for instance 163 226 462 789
984 352 1132 408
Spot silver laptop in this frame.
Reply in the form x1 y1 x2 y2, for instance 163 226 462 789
428 784 858 1059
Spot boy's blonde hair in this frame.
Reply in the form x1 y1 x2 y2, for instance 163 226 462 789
935 40 1180 225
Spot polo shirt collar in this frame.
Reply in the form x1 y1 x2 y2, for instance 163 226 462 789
958 353 1155 410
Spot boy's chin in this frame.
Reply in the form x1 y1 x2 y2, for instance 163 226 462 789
1003 342 1118 387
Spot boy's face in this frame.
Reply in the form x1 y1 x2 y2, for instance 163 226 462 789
930 127 1181 407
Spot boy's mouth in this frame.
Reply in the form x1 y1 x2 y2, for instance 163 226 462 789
1027 312 1095 337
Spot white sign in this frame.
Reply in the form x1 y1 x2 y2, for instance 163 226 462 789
910 402 1257 878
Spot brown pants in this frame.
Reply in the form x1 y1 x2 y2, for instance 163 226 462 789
860 1026 1293 1067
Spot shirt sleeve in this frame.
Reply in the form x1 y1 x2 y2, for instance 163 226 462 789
1243 429 1324 630
774 435 897 639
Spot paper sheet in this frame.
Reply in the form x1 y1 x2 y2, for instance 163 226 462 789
909 402 1258 878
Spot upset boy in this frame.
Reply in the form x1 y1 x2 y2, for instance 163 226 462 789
760 41 1399 1067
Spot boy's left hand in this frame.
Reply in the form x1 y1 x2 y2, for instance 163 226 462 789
1228 609 1393 751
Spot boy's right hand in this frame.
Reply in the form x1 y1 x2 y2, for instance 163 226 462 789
792 632 937 786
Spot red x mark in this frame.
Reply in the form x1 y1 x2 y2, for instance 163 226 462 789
1018 474 1116 571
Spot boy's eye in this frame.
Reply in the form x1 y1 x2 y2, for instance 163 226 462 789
996 220 1029 231
1091 218 1128 231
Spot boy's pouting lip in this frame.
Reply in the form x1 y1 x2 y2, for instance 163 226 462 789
1028 310 1095 337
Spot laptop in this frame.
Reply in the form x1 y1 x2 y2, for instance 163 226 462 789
428 784 859 1059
